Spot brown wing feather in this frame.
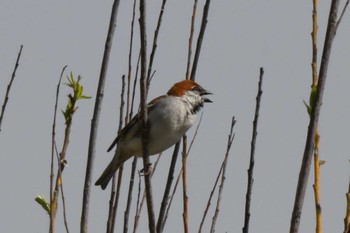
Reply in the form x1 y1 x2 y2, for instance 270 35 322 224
106 95 167 152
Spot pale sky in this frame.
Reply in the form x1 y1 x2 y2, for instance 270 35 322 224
1 1 350 232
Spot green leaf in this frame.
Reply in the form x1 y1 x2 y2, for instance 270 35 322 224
35 195 50 214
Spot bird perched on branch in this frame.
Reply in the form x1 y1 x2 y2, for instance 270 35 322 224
95 80 212 189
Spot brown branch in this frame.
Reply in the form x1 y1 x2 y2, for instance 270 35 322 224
198 117 236 233
80 0 121 232
182 135 189 233
190 0 211 81
50 65 67 233
290 1 341 232
60 176 70 233
106 75 126 233
211 117 236 232
311 1 322 232
132 154 162 233
162 115 203 230
146 0 168 85
132 169 142 233
335 0 349 32
123 156 138 233
126 0 137 122
0 44 23 132
157 141 181 233
343 175 350 233
242 67 264 233
311 0 318 86
139 1 156 231
313 128 322 233
185 0 198 80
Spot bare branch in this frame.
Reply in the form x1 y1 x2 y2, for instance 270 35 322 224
190 0 211 81
106 75 126 233
290 1 341 232
157 141 180 233
80 0 121 232
146 0 168 85
335 0 349 32
0 44 23 132
211 117 236 233
182 136 189 233
242 67 264 233
50 65 67 233
139 1 156 231
185 0 198 80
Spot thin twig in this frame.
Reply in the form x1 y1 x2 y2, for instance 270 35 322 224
0 44 23 132
107 75 126 233
343 174 350 233
132 154 162 233
198 117 236 233
126 0 137 123
139 0 156 232
335 0 349 32
242 68 264 233
190 0 211 81
311 0 318 87
156 142 180 233
50 65 67 233
60 176 70 233
211 117 236 233
198 159 222 233
146 0 167 85
132 169 142 233
182 135 189 233
123 156 138 233
162 116 203 230
129 52 140 121
290 1 341 232
80 1 121 232
185 0 198 80
311 1 322 232
313 128 322 233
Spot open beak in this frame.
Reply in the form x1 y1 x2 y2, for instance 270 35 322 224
201 90 212 103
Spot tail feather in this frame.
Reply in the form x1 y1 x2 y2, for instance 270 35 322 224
95 156 123 190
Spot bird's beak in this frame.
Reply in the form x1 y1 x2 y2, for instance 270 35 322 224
201 90 212 103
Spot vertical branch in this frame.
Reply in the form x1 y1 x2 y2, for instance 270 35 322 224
80 1 121 233
126 0 137 122
157 141 181 233
242 68 264 233
311 1 323 232
132 154 162 233
146 0 168 85
313 129 322 233
106 75 126 233
290 1 341 232
210 117 236 233
335 0 350 32
161 116 203 231
343 177 350 233
50 65 67 233
182 136 189 233
0 44 23 132
185 0 198 80
139 0 156 232
123 156 138 233
190 0 211 81
311 0 318 87
199 117 235 233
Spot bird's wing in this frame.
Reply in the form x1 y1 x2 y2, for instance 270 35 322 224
106 95 168 152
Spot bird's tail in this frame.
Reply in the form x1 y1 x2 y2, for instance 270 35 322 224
95 155 124 190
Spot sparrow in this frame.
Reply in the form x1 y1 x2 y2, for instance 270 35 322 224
95 80 212 189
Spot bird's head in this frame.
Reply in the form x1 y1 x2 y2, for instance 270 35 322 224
167 80 212 114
